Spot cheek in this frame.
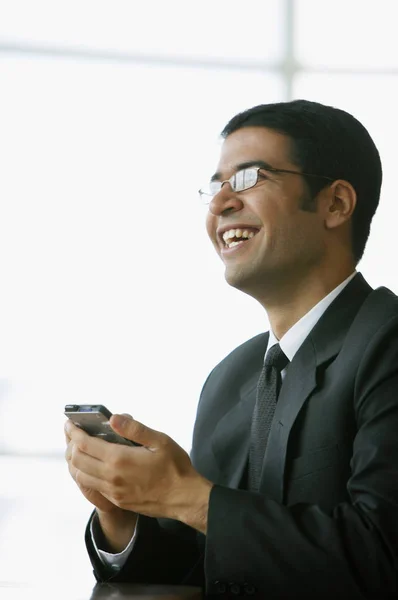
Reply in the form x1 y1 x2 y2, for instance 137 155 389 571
205 213 217 244
280 214 323 256
263 210 307 254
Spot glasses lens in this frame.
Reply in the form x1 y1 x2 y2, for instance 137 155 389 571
234 168 257 192
209 181 221 196
198 181 220 203
199 190 210 204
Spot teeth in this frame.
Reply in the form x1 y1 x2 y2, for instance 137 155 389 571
222 228 257 247
222 229 234 242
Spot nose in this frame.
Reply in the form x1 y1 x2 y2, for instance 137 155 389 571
208 182 244 216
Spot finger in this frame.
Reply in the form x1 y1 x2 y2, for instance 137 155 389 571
68 459 78 482
65 419 80 437
65 440 73 462
110 415 164 448
66 448 79 482
75 469 107 495
64 420 72 444
66 442 80 482
68 424 113 461
70 444 105 480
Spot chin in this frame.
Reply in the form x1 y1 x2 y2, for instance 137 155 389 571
224 266 254 292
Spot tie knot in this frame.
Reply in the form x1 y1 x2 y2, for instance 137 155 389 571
264 343 289 371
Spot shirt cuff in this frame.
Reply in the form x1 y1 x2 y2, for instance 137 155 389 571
90 512 138 571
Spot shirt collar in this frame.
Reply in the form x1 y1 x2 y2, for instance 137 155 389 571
266 271 357 362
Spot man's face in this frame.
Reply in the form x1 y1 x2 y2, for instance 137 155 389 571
205 126 327 297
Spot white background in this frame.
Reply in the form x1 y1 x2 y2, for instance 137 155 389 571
0 0 397 587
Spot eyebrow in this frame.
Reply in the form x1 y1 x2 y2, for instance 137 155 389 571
210 160 277 182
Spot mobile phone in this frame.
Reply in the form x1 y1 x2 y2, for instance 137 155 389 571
64 404 140 447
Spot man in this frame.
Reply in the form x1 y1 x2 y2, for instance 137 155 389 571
65 100 398 598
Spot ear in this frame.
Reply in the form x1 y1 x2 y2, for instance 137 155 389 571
323 180 357 230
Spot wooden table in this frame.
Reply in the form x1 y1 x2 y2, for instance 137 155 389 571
0 581 203 599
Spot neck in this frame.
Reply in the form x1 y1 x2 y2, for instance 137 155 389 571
260 266 356 340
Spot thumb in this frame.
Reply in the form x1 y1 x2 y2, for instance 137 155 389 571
110 414 160 447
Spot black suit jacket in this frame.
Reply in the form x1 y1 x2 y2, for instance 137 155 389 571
86 274 398 598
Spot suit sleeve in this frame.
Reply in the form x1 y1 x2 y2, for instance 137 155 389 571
86 512 204 586
204 318 398 599
84 372 220 589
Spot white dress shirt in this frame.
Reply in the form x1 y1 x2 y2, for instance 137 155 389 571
92 271 357 570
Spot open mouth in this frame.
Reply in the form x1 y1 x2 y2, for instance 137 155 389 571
221 227 259 249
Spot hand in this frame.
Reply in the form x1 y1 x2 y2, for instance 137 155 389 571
65 415 213 530
65 422 119 514
65 419 138 552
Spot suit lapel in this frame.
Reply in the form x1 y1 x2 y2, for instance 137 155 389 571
259 338 317 501
210 273 373 499
212 376 257 488
259 273 373 502
211 334 268 488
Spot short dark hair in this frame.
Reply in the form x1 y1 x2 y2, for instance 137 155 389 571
221 99 382 264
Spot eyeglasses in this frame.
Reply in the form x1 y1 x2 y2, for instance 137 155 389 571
198 166 334 204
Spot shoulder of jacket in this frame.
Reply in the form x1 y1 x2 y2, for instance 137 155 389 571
220 331 268 364
358 285 398 320
344 286 398 350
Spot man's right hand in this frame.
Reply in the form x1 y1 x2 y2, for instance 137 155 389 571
65 420 138 553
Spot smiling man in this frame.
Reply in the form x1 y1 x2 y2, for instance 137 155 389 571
204 124 356 338
66 100 398 599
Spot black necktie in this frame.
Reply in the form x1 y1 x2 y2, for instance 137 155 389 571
248 343 289 491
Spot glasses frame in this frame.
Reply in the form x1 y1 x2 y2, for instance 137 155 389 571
198 166 335 204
